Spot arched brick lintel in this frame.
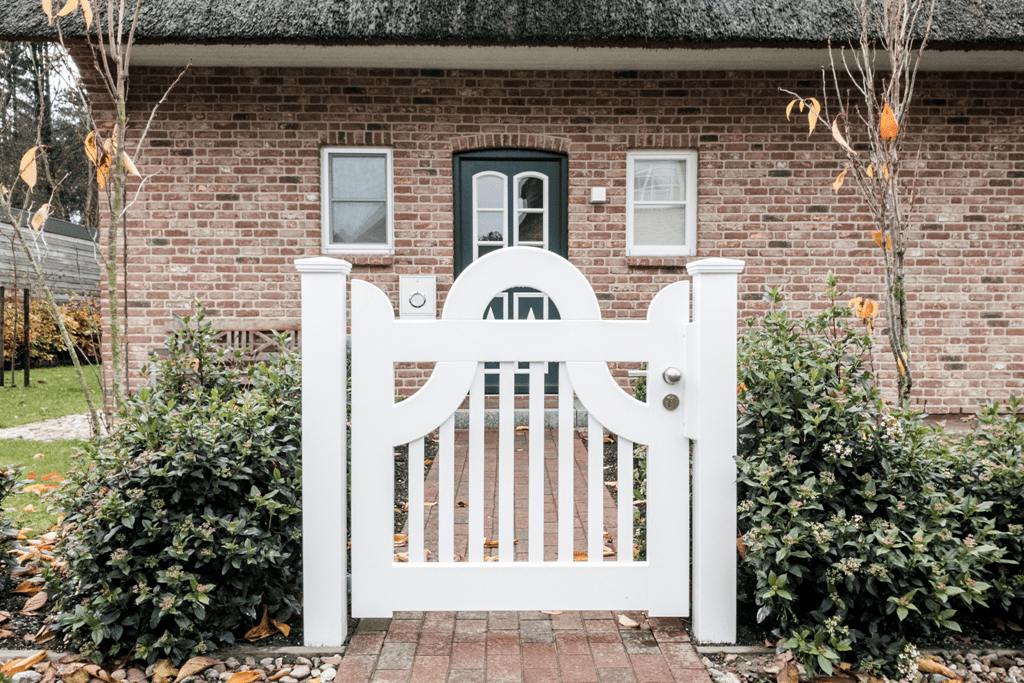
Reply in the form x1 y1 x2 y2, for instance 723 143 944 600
449 134 570 154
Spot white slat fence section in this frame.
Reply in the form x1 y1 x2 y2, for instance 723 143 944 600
301 248 743 642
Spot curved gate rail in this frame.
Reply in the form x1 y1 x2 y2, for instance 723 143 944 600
295 249 743 648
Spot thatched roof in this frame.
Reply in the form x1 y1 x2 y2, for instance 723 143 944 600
4 0 1023 48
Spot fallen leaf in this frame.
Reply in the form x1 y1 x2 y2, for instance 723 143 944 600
271 619 291 637
394 553 409 562
617 614 639 629
244 606 274 643
424 460 433 466
394 534 408 547
33 453 45 460
173 657 217 683
21 591 48 613
917 657 959 680
603 546 614 556
152 660 179 683
736 535 747 560
515 426 529 431
1007 621 1022 631
23 504 36 513
603 436 614 443
483 538 500 548
13 581 44 595
226 673 261 683
42 472 64 482
483 555 499 562
0 630 15 639
540 610 563 615
1 650 47 676
83 665 111 683
423 502 437 507
573 551 588 562
457 501 467 508
778 660 800 683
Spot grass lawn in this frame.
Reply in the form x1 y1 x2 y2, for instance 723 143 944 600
1 439 86 534
0 364 102 428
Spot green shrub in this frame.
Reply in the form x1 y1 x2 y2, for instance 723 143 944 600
45 304 302 663
0 466 23 572
736 277 1009 677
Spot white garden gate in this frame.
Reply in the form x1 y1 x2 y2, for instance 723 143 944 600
295 248 743 648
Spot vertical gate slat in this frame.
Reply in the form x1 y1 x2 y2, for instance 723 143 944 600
409 437 425 563
528 362 545 562
557 363 574 562
469 365 485 563
588 414 603 563
499 362 515 563
439 415 455 564
617 437 634 563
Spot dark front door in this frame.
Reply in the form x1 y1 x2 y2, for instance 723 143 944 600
453 149 569 393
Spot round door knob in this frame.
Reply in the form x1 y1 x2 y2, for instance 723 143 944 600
662 367 682 384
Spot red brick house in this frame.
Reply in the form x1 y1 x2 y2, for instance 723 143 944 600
6 1 1024 413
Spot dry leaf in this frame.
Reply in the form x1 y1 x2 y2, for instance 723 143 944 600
879 103 899 141
424 502 437 507
394 534 408 547
1007 621 1022 631
540 610 563 615
917 657 959 680
457 501 467 508
152 660 179 683
173 657 217 683
96 152 111 189
83 665 111 683
123 152 141 177
61 667 90 683
483 538 500 548
80 0 92 28
866 164 874 178
424 460 433 466
244 606 274 643
0 630 15 639
885 234 892 251
785 99 800 121
19 146 39 189
1 651 47 676
21 590 48 613
871 231 885 248
831 118 857 155
226 673 261 683
807 97 821 136
483 555 499 562
41 0 53 24
394 552 409 562
13 581 43 595
56 0 78 17
777 660 800 683
603 545 614 556
573 551 588 562
33 453 45 460
31 204 52 231
271 619 291 637
617 614 639 629
515 425 529 431
84 131 99 164
881 164 889 180
832 168 849 193
736 535 747 560
23 504 36 513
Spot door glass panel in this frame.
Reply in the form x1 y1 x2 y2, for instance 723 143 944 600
476 175 505 209
518 177 544 209
517 212 543 243
477 212 505 242
633 159 686 202
478 244 502 258
633 205 687 246
331 155 386 200
331 201 387 244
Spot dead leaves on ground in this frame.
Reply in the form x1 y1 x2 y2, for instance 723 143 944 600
243 605 291 642
917 655 961 681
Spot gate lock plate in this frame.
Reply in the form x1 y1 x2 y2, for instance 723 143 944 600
662 394 680 411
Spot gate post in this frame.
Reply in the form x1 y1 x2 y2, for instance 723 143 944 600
295 256 352 646
686 257 744 644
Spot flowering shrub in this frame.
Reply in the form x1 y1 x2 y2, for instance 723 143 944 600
46 304 302 663
736 277 1011 677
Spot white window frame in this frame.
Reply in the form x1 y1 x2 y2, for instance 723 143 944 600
512 171 548 249
472 171 508 260
321 146 394 254
626 150 698 256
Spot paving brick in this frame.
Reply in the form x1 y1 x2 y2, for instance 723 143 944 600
518 611 551 621
586 632 622 645
371 671 412 683
334 655 377 683
457 620 488 634
669 670 713 683
395 612 426 620
521 643 557 669
555 631 591 656
418 631 455 656
523 670 560 683
584 619 618 633
659 643 704 671
581 611 613 620
410 656 450 683
458 612 490 620
449 671 486 683
597 670 638 683
379 643 419 670
519 620 554 643
488 612 520 630
629 655 674 683
558 654 599 683
487 631 522 655
589 642 630 669
485 655 523 683
451 642 487 669
550 612 584 630
357 618 394 633
348 633 387 655
620 631 660 656
422 612 458 632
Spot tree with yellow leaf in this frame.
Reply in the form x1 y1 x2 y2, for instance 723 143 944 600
783 0 935 403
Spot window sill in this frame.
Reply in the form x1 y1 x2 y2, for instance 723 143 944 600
322 253 395 266
626 256 692 268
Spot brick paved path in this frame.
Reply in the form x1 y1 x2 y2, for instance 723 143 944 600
338 611 711 683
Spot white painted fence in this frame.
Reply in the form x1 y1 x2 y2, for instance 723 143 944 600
295 248 743 647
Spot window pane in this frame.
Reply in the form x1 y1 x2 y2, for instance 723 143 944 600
478 212 504 242
478 244 502 258
331 201 387 244
331 154 386 201
476 175 505 209
517 212 543 243
633 205 686 246
518 177 544 209
633 159 686 203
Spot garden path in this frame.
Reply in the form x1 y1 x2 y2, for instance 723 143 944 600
0 413 95 441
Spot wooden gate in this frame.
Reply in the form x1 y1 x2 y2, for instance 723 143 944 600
295 248 743 647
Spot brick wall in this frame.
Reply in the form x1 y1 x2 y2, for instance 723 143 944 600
71 50 1024 413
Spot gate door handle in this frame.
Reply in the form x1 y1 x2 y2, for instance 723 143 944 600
662 367 682 384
